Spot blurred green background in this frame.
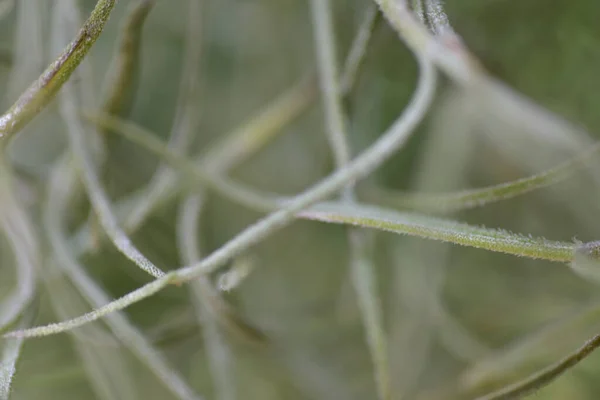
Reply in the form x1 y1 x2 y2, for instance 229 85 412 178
3 0 600 399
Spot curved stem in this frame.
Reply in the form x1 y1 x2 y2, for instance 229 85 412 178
0 0 119 143
476 332 600 400
61 84 166 278
0 159 37 331
125 0 202 231
45 159 202 400
311 1 390 399
5 53 437 339
363 142 600 213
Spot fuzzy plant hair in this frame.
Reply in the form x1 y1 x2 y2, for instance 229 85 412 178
1 1 600 399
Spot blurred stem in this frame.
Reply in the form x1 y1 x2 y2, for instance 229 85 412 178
125 0 202 231
62 90 166 278
362 142 600 213
44 159 202 400
310 1 390 399
0 307 34 400
310 0 351 168
0 158 37 331
96 0 376 237
373 0 480 84
5 54 437 339
82 75 314 244
376 0 593 155
0 0 14 20
75 9 378 254
53 0 165 280
177 196 237 400
462 299 600 396
0 0 118 144
339 5 380 95
87 112 585 264
149 55 436 282
199 75 316 174
101 0 155 120
91 0 156 245
475 333 600 400
86 112 282 212
410 0 424 22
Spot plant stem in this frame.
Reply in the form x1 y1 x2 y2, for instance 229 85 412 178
475 333 600 400
299 202 575 262
4 54 437 339
363 142 600 213
310 1 390 399
0 0 119 144
44 160 202 400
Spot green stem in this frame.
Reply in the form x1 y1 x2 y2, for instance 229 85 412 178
0 0 119 143
299 202 575 262
87 110 580 264
364 142 600 213
0 158 37 331
0 309 34 400
4 54 437 340
86 112 282 212
475 332 600 400
44 159 202 400
310 1 390 399
101 0 154 119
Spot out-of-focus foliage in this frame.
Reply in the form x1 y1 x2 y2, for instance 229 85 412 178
2 0 600 399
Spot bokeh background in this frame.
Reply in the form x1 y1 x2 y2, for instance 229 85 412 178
3 0 600 399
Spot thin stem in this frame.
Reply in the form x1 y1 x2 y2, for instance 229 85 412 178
74 12 375 252
310 0 351 168
375 0 594 155
299 202 575 262
86 112 282 213
4 0 44 105
51 0 162 280
462 299 600 396
177 196 236 400
199 75 317 174
74 76 311 254
43 260 138 400
0 336 23 399
0 158 37 331
88 103 582 264
91 0 156 253
166 54 437 282
86 4 373 241
125 0 203 231
4 272 176 339
101 0 155 119
311 1 390 399
363 142 600 213
61 80 165 279
43 8 200 400
0 309 34 400
348 230 390 400
9 185 578 339
44 159 202 400
339 5 380 95
5 53 437 339
475 333 600 400
374 0 478 84
0 0 118 143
